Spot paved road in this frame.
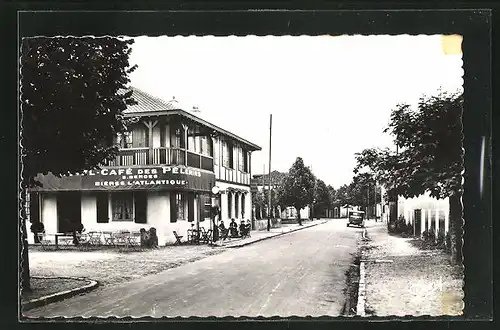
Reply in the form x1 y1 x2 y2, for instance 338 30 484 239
25 220 363 318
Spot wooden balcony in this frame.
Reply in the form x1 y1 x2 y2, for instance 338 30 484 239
104 147 214 171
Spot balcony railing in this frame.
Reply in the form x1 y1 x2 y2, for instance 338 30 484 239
104 147 214 171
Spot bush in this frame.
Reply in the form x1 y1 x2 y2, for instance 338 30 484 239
436 228 446 248
30 222 45 233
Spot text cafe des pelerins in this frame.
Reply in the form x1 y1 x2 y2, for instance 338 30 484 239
80 166 204 188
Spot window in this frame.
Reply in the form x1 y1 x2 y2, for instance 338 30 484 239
238 147 245 172
223 141 234 169
118 132 133 148
176 193 186 221
112 192 134 221
201 194 211 222
172 127 184 148
243 150 248 172
227 193 232 218
213 139 219 165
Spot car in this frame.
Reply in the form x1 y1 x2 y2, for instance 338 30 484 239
347 210 366 228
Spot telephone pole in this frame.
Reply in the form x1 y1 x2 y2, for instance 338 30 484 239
267 114 272 231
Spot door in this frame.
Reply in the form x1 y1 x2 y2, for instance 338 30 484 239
414 209 422 236
57 192 81 233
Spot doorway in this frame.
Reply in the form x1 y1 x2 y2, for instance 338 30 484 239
57 192 81 233
414 209 422 236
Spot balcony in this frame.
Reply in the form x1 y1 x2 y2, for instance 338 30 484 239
104 147 214 171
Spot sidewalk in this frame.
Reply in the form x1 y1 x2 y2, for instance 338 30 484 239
215 219 328 248
360 220 464 317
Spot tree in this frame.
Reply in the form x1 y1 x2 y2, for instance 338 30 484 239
354 147 400 223
383 91 464 264
251 189 265 219
278 157 315 225
20 37 137 292
313 179 331 217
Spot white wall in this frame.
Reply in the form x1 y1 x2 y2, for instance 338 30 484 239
215 180 251 223
152 126 161 148
41 194 58 235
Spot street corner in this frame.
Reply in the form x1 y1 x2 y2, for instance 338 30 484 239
22 276 99 313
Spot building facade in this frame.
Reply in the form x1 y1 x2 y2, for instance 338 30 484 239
26 88 261 245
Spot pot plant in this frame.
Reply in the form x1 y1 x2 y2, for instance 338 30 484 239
30 222 45 243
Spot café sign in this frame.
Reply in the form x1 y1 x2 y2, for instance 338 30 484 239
34 166 215 192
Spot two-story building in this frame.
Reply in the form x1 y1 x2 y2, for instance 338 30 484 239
26 87 261 245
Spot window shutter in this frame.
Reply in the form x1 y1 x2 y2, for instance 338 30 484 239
29 192 40 223
170 193 177 223
188 193 194 222
134 192 147 224
96 193 109 223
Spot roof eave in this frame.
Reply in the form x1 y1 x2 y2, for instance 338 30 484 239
124 109 262 151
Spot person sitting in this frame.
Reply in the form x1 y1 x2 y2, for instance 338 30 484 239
219 221 229 240
239 220 246 238
245 220 252 237
229 218 238 237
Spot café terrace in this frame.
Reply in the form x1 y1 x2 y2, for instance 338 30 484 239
26 87 261 246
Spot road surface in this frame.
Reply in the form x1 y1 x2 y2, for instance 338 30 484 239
25 220 363 318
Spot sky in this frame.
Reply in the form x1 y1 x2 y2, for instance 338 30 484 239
127 35 463 189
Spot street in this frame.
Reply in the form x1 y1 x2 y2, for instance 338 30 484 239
25 220 363 318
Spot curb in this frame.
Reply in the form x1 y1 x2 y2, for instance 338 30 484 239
356 261 366 317
224 220 329 248
22 276 99 311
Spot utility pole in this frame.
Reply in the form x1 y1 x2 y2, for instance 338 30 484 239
367 183 370 220
374 181 377 222
267 114 272 231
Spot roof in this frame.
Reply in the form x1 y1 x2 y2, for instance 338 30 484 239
251 170 287 186
122 87 261 151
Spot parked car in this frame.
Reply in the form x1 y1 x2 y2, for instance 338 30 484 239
347 210 365 228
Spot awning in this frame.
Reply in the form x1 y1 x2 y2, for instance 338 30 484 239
31 166 216 192
226 187 249 194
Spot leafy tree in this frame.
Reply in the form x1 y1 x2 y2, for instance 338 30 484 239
278 157 315 225
251 189 265 219
354 147 400 222
313 179 331 217
381 91 463 263
20 37 137 292
349 172 381 218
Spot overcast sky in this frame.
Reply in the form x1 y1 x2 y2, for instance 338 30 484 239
127 35 463 189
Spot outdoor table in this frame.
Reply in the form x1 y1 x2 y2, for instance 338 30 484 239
87 231 102 246
102 231 115 246
54 232 74 249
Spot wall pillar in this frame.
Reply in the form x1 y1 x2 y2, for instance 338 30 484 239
420 210 425 236
444 209 449 235
435 209 439 237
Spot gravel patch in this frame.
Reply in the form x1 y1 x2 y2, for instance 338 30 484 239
29 245 227 288
21 277 91 302
362 221 464 317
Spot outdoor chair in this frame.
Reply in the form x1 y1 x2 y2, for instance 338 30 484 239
114 231 130 248
36 233 51 250
59 236 74 248
220 228 230 241
199 228 211 244
77 233 92 250
173 231 184 245
128 232 142 251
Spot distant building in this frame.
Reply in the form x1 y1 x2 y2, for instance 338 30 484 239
380 186 450 237
250 171 311 220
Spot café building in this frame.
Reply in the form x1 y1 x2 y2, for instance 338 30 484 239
26 88 261 245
